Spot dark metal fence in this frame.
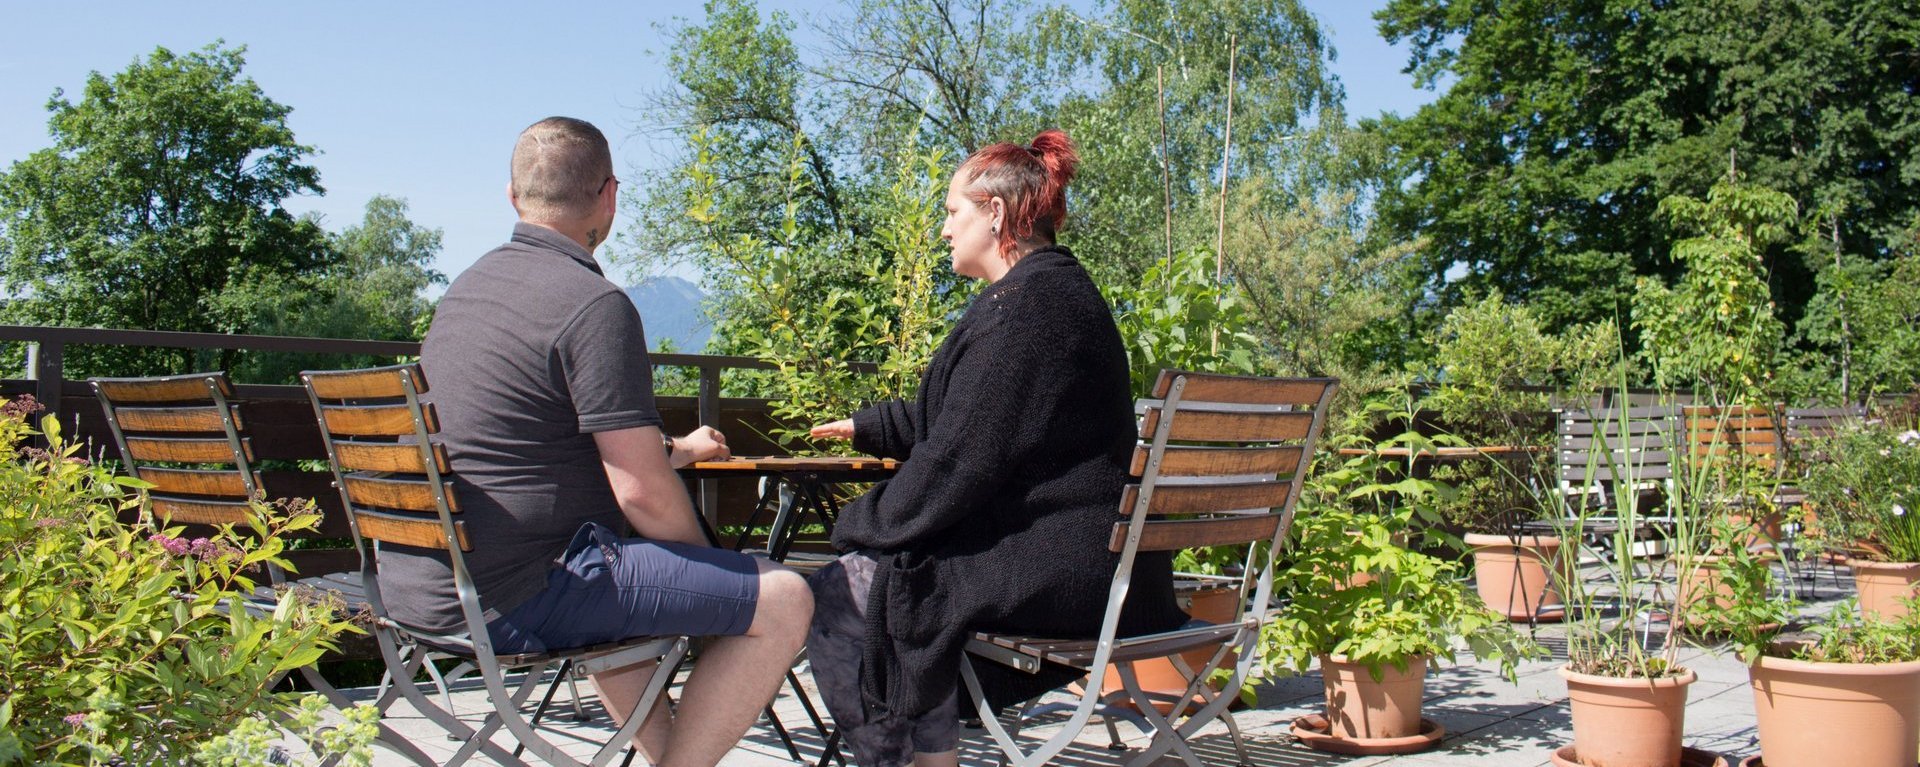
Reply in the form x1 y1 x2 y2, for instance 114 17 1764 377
0 325 837 573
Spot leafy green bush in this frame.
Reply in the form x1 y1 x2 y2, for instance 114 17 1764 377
1106 249 1263 398
1422 294 1610 531
1265 396 1538 682
0 398 364 765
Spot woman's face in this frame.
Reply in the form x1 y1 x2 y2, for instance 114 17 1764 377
941 176 1000 280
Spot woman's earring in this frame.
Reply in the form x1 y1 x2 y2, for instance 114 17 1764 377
990 225 999 235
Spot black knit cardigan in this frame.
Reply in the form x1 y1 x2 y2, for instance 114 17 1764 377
835 246 1187 717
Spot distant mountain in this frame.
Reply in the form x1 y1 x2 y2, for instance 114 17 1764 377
624 277 710 353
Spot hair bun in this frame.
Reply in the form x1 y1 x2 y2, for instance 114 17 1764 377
1028 129 1080 189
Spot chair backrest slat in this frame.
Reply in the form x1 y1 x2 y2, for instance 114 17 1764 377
151 496 254 527
1116 479 1293 517
1149 370 1333 406
1137 405 1314 443
92 374 235 404
114 405 242 433
334 441 451 474
352 508 469 551
1109 514 1281 553
343 473 459 513
1785 405 1869 445
1128 444 1305 478
320 402 439 437
141 467 259 498
306 368 429 400
125 436 253 464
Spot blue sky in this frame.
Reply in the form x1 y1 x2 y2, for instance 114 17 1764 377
0 1 1436 292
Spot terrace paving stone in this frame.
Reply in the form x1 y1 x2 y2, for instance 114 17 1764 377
314 576 1852 767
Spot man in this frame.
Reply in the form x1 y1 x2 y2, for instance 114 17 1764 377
399 116 812 767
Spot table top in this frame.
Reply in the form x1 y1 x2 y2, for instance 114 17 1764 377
682 455 901 473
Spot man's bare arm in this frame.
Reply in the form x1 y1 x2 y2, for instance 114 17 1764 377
593 425 729 546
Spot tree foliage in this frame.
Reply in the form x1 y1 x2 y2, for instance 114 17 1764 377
230 195 445 383
1372 0 1920 351
0 44 332 376
629 0 1368 405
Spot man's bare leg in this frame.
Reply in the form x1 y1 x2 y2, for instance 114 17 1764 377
593 558 813 767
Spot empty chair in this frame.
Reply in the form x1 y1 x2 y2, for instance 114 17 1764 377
961 370 1337 767
90 371 435 766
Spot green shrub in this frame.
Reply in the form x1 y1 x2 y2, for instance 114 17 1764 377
0 397 366 765
1106 249 1263 399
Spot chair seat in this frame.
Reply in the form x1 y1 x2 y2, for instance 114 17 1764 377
970 620 1248 670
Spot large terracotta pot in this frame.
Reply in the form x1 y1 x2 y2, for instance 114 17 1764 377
1559 666 1696 767
1848 560 1920 619
1748 652 1920 767
1320 653 1429 739
1467 533 1564 622
1100 585 1237 713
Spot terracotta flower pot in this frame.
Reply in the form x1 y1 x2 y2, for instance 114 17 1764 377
1320 653 1429 740
1467 533 1564 622
1748 652 1920 767
1559 665 1696 767
1848 560 1920 619
1098 585 1237 713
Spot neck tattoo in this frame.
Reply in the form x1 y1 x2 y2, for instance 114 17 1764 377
587 228 600 248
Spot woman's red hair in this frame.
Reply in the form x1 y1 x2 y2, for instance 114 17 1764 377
957 129 1080 257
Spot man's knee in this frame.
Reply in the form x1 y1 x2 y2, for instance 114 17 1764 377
753 563 813 636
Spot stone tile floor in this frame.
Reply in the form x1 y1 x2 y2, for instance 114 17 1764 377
307 563 1854 767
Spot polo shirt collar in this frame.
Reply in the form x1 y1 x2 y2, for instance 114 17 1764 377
510 221 604 276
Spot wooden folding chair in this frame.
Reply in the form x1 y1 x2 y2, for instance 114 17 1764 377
961 370 1336 767
89 372 437 766
302 363 689 767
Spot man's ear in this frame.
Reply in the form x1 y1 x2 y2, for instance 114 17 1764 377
506 181 521 215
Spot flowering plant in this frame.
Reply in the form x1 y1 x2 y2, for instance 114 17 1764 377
0 397 366 765
1800 416 1920 562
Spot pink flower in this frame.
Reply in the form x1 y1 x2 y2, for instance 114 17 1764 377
64 713 85 727
148 534 191 556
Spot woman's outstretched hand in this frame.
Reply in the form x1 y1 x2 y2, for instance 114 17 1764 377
810 418 855 440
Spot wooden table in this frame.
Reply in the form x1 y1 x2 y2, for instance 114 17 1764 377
680 456 900 559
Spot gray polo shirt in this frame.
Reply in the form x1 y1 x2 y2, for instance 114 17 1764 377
385 222 663 634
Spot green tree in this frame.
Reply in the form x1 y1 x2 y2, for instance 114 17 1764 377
1372 0 1920 350
1633 178 1795 405
1791 218 1920 402
0 43 332 376
228 195 445 383
629 0 1348 394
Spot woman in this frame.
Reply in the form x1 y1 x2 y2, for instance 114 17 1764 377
806 129 1187 767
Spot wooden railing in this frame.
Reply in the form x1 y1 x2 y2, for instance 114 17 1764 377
0 325 858 570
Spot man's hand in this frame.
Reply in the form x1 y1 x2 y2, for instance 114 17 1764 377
674 425 731 466
810 419 854 440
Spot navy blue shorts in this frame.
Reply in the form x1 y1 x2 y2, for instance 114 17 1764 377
485 522 760 655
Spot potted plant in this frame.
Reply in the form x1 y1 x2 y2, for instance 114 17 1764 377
1693 537 1920 767
1529 393 1719 767
1267 424 1539 755
1425 296 1619 622
1798 414 1920 617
